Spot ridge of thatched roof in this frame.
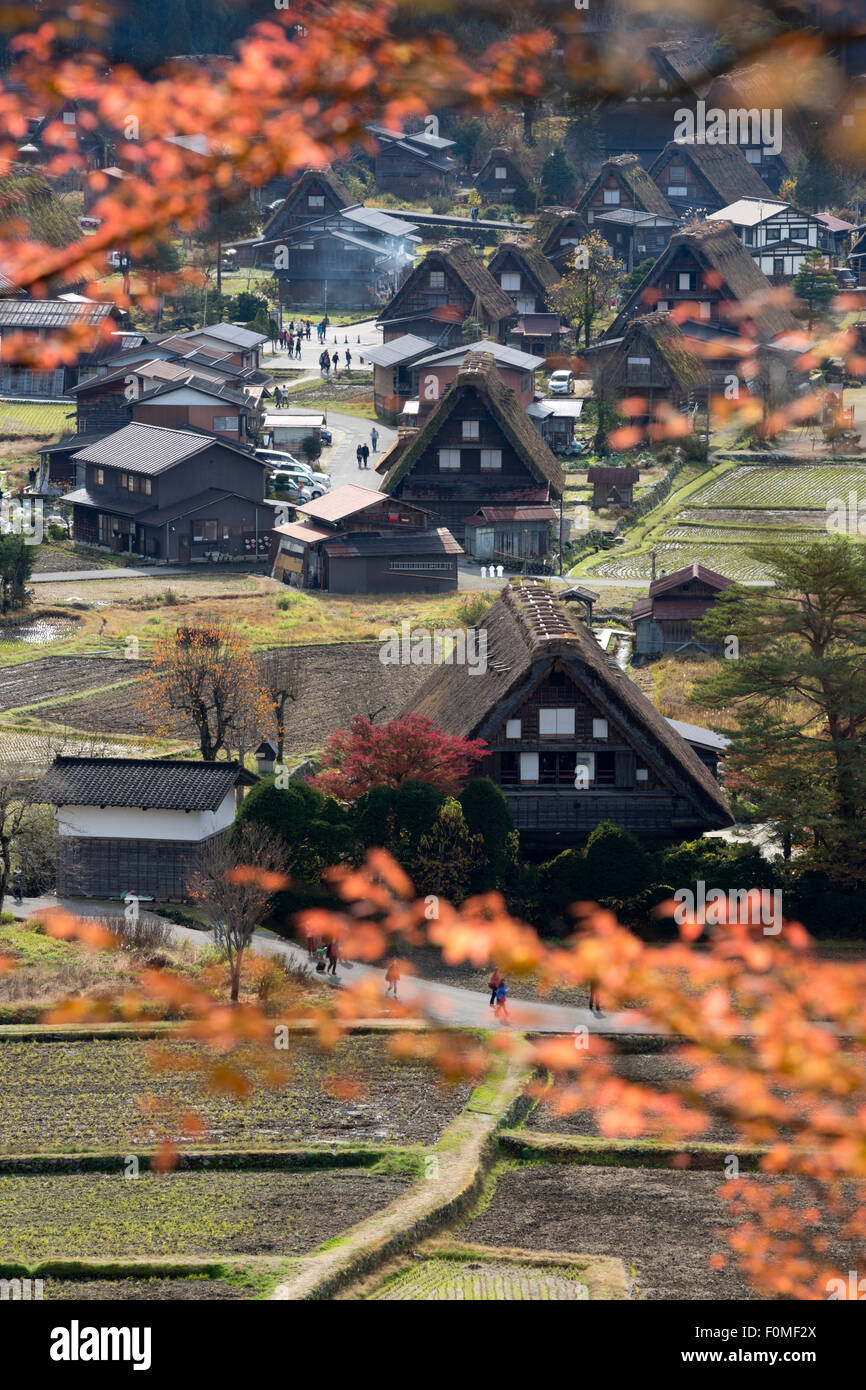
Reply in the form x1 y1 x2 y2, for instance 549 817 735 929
579 155 675 219
382 240 516 325
647 40 712 94
590 310 708 394
607 219 798 341
650 140 776 205
476 145 533 184
488 240 561 293
380 351 564 496
403 578 733 828
262 166 353 235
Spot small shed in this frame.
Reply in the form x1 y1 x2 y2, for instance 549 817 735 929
587 466 641 508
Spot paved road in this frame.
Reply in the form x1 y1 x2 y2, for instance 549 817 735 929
32 565 203 584
321 410 395 488
263 317 383 375
8 894 653 1035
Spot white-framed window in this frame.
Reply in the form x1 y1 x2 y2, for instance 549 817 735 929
745 149 762 163
657 300 669 311
480 449 502 471
429 270 445 289
213 415 239 432
678 271 695 291
519 752 539 782
636 767 649 782
506 719 521 739
461 419 480 440
516 296 535 314
308 194 325 207
669 166 686 182
62 110 76 125
495 166 507 179
667 186 688 198
539 708 575 736
698 300 711 320
501 272 521 291
592 718 609 739
438 448 460 471
603 189 620 205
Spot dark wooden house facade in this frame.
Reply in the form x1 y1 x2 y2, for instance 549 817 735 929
632 561 734 658
378 241 516 347
586 311 708 428
380 352 564 558
367 124 457 196
649 140 776 218
474 147 533 205
587 466 641 509
66 422 274 562
486 241 561 317
405 579 734 840
578 154 675 228
532 208 590 273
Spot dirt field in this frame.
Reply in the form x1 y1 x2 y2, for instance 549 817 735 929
27 642 430 750
43 1277 254 1300
461 1165 755 1300
0 655 146 713
0 1034 472 1152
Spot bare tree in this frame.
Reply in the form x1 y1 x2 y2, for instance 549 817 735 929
259 647 301 764
190 823 289 1002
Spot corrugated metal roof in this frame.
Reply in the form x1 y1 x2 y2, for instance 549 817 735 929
412 338 544 371
185 322 267 350
299 483 386 523
342 205 418 237
323 526 462 558
73 422 254 475
0 299 114 329
363 334 435 368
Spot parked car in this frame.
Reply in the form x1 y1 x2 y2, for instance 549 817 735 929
834 267 858 289
548 369 575 396
268 473 313 503
319 426 332 445
254 448 331 487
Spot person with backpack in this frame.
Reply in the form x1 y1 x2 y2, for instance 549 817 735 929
360 442 369 467
295 335 302 359
345 349 352 372
356 444 364 469
493 978 510 1021
488 968 502 1008
327 940 339 976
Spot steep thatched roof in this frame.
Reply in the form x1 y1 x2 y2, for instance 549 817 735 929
579 155 675 219
607 219 799 341
380 351 565 497
647 40 712 94
703 65 807 171
488 240 561 294
476 145 533 184
381 240 516 326
262 166 353 235
532 207 589 258
404 579 733 829
650 140 776 206
588 310 709 395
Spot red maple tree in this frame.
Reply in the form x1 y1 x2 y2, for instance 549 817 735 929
309 713 487 800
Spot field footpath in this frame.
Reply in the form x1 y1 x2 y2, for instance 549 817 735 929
270 1052 532 1300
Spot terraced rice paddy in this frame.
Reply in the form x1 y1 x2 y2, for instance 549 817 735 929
371 1257 590 1300
589 543 776 583
690 465 866 510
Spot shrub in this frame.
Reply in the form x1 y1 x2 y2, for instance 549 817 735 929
584 822 650 899
455 592 491 627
